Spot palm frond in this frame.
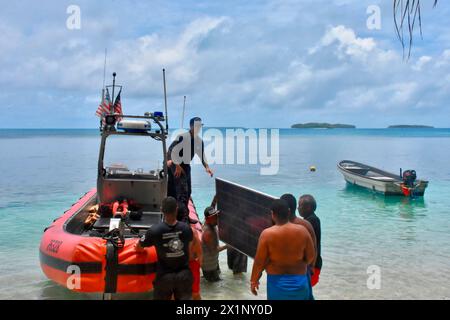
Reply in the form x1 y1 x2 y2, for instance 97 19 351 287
393 0 438 60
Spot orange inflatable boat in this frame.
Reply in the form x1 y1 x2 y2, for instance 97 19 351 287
40 189 202 293
39 91 203 295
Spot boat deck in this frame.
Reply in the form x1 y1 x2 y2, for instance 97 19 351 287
369 176 397 181
93 212 162 230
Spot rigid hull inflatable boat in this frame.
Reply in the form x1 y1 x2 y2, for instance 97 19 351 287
40 189 201 294
40 76 202 295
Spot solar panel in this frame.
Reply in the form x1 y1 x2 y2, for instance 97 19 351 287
216 178 276 258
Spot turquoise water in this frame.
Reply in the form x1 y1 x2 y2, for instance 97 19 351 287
0 128 449 299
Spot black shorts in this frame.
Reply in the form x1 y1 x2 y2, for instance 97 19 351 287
227 248 248 273
168 164 192 198
202 267 221 282
153 269 193 300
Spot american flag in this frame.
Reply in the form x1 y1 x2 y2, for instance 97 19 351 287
95 88 112 120
113 89 122 120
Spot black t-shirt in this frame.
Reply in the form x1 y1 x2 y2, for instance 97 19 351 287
167 131 207 168
305 213 322 270
139 221 193 274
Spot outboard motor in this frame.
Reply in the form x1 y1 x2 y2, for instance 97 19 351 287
402 170 417 188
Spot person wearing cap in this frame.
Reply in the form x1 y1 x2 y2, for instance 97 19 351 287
167 117 213 222
201 206 227 282
208 195 248 275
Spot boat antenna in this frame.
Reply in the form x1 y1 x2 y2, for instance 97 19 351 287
111 72 116 114
163 68 169 131
181 95 186 128
101 48 107 101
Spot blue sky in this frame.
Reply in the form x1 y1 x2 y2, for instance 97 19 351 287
1 0 449 128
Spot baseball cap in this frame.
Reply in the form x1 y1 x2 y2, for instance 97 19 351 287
204 206 219 218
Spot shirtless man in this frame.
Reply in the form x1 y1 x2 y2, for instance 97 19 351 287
281 193 317 299
280 193 317 253
250 199 315 300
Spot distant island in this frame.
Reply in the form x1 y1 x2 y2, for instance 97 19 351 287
291 122 356 129
388 125 434 129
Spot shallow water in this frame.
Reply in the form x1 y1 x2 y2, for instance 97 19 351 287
0 128 449 299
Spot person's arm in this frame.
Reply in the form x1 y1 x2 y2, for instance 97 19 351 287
167 135 185 177
196 139 213 177
303 232 316 266
250 231 269 295
186 224 194 247
202 228 225 252
135 228 154 251
210 195 218 208
190 228 203 266
186 226 195 264
301 220 317 267
167 136 181 162
197 239 203 267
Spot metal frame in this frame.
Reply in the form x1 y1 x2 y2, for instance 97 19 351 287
97 113 169 203
215 178 276 258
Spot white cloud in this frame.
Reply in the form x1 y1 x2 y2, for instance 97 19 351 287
310 25 376 60
413 56 432 71
0 16 230 95
325 82 418 112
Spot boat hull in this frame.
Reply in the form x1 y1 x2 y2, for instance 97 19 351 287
337 160 428 196
40 188 202 293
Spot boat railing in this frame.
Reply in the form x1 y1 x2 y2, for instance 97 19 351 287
101 113 167 139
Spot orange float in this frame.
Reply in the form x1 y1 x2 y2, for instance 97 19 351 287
40 189 202 293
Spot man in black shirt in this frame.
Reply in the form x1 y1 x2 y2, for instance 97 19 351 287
298 194 322 287
167 117 213 222
135 197 194 300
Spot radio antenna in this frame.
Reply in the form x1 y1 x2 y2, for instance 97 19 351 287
111 72 116 114
181 95 186 129
163 69 169 131
101 49 107 101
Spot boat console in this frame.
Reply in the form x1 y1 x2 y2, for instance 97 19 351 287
95 112 169 234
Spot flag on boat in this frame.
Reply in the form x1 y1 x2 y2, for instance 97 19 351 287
95 88 112 119
113 88 122 120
